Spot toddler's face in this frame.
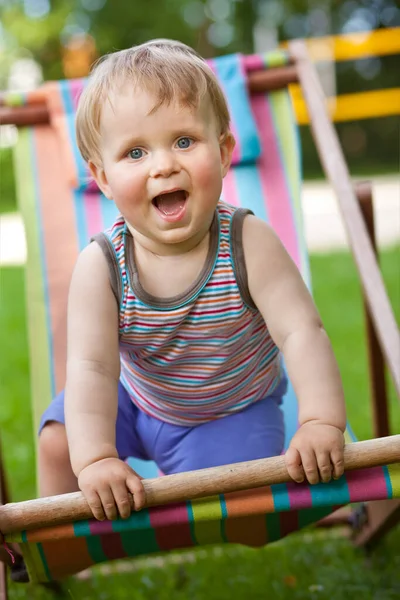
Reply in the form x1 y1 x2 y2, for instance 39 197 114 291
90 86 234 254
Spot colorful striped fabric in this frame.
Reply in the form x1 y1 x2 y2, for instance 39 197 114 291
8 49 399 583
44 53 268 192
7 463 400 582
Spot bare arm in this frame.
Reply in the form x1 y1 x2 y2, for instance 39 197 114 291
65 242 144 518
243 216 346 482
65 241 120 474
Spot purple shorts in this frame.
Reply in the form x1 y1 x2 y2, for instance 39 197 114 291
39 376 286 475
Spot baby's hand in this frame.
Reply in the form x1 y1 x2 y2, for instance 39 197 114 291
285 422 345 485
78 457 145 521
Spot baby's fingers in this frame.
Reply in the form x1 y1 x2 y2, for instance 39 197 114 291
285 447 305 483
300 450 319 485
126 473 146 511
316 451 333 483
331 447 345 480
98 487 119 521
111 481 132 519
84 489 106 521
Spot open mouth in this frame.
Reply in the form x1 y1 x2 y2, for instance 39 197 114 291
152 189 188 219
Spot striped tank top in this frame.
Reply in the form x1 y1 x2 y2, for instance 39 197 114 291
94 201 282 426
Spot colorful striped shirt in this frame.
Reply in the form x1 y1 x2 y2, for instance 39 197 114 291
94 201 282 426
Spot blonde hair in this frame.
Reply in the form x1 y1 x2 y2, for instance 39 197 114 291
76 39 231 166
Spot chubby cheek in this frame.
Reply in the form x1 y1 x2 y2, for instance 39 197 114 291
107 171 146 208
192 155 223 198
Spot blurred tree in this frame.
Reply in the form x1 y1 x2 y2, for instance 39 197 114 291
0 0 399 175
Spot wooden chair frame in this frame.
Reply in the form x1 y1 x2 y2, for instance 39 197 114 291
0 40 399 597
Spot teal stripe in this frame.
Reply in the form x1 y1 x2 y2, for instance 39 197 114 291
280 380 299 449
345 422 358 442
73 520 91 537
233 163 269 222
383 465 393 498
265 513 281 542
74 190 89 249
309 476 351 507
73 521 108 563
36 543 52 581
59 82 87 185
126 457 159 478
271 483 291 511
117 510 159 555
219 494 228 543
298 506 335 528
186 501 198 545
86 537 108 563
213 54 261 163
100 192 119 229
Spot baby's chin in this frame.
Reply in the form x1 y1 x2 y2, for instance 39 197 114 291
144 224 210 255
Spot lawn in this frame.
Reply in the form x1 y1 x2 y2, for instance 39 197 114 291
1 246 399 599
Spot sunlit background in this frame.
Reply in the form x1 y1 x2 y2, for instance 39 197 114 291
0 0 399 178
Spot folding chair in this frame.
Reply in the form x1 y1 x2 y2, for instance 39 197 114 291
0 41 399 597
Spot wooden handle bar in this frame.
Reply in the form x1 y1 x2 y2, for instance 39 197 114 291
1 436 399 535
0 66 298 126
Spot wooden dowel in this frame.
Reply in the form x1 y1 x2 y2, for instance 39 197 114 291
0 104 49 126
0 436 399 535
0 66 298 126
357 183 391 431
289 39 400 396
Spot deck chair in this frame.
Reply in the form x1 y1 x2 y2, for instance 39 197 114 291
0 41 399 595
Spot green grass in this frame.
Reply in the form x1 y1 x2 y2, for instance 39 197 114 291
1 247 399 599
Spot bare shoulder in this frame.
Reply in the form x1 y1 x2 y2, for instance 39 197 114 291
70 241 110 289
68 240 116 312
67 241 119 362
241 213 305 302
241 214 289 270
73 240 109 275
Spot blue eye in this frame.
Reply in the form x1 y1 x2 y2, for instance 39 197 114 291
129 148 143 160
177 137 192 149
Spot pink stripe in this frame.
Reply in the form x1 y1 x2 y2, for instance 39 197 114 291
69 78 86 110
89 520 114 535
286 481 313 510
242 54 265 72
149 503 193 550
86 527 128 560
99 533 127 560
251 95 300 268
222 168 240 206
83 192 103 237
346 467 389 502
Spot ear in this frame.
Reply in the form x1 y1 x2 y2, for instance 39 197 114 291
88 160 113 199
219 132 235 177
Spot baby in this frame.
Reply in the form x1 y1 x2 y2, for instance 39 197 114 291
38 39 346 521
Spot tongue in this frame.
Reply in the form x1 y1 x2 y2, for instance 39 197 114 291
155 191 186 215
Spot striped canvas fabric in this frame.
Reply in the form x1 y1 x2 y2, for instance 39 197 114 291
6 50 399 583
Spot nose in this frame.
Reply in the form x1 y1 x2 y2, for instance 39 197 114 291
149 149 180 178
